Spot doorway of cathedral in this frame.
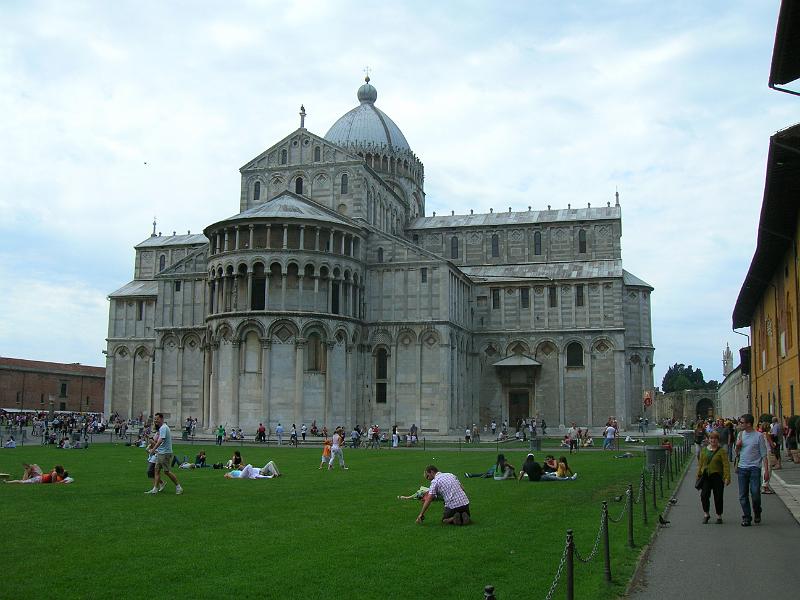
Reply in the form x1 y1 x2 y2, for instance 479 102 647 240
508 391 529 427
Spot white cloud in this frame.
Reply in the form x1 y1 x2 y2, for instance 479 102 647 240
0 0 787 385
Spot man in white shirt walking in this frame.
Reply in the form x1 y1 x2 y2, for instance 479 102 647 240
146 412 183 495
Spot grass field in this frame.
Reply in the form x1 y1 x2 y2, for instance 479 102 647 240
0 441 686 599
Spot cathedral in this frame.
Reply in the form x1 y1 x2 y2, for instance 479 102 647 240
104 77 655 435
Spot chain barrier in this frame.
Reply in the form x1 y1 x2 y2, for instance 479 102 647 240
573 516 604 563
543 535 570 600
634 474 646 504
608 489 630 523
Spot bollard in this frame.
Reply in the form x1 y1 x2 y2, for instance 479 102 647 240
483 585 496 600
658 460 664 498
423 437 426 451
602 501 612 582
566 529 575 600
641 473 648 524
651 465 657 509
459 438 462 453
627 484 635 548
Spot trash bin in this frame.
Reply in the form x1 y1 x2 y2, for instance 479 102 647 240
529 437 541 452
682 431 695 446
181 431 189 441
645 446 667 469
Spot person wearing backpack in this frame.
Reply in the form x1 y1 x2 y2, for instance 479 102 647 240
696 430 730 524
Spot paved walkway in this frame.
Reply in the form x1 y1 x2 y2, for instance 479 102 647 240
628 455 798 598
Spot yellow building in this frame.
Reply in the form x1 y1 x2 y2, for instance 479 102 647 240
733 125 800 420
732 0 800 422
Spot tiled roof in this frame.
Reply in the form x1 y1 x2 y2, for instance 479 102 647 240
622 270 653 289
109 280 158 298
0 357 105 377
461 260 622 282
135 234 208 248
408 205 620 230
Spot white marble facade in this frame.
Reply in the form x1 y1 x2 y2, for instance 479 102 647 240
105 78 655 434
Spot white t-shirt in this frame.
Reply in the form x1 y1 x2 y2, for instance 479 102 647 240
568 427 578 440
605 426 616 440
331 433 341 450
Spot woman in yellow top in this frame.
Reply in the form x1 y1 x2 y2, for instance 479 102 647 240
696 430 731 524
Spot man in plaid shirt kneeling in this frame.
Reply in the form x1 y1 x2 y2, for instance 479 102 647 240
416 465 471 525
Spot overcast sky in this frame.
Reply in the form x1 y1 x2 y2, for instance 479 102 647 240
0 1 793 389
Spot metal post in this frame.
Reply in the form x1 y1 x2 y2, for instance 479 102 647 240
602 502 612 583
423 437 426 451
641 473 648 524
651 465 657 509
627 484 635 548
666 453 671 486
566 529 575 600
658 460 664 498
483 585 496 600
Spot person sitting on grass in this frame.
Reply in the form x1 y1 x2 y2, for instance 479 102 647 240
542 455 558 473
225 451 243 470
493 454 516 480
542 456 578 480
195 450 207 467
224 461 281 479
582 433 594 447
560 435 571 449
7 463 71 484
518 453 543 482
4 435 16 448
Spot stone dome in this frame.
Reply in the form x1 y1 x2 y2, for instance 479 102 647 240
325 77 411 152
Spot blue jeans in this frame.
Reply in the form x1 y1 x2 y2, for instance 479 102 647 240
737 466 762 521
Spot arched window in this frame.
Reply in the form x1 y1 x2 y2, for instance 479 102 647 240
491 234 499 257
159 255 166 272
375 348 388 403
534 231 542 255
253 181 261 201
281 149 287 164
306 333 325 372
566 342 584 367
314 146 321 162
377 247 384 263
341 174 348 195
450 236 459 259
295 177 303 194
578 229 587 254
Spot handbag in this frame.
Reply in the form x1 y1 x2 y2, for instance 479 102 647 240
695 448 719 490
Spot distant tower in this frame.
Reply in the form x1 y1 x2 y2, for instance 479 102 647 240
722 343 733 377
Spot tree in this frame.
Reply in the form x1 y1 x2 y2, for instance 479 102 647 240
661 363 720 393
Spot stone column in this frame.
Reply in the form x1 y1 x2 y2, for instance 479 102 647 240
231 274 239 311
345 344 353 429
282 225 288 249
298 275 304 311
202 343 211 429
246 270 253 310
209 342 220 430
586 347 593 425
230 340 241 426
248 224 254 249
128 352 135 419
294 338 306 428
299 225 305 250
313 276 320 311
315 227 320 251
222 276 228 312
176 343 184 423
558 347 565 428
328 231 334 253
416 341 423 429
281 272 287 310
104 353 114 418
261 340 271 429
327 276 333 313
264 274 270 310
234 226 240 250
390 346 397 426
223 229 229 252
265 225 271 249
324 341 334 427
146 350 154 419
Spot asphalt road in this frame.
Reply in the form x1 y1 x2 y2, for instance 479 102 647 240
628 456 797 598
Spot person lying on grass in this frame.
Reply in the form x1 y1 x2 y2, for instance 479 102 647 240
224 461 281 479
6 463 72 484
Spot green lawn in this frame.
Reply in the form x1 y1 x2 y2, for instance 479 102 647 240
0 442 686 599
